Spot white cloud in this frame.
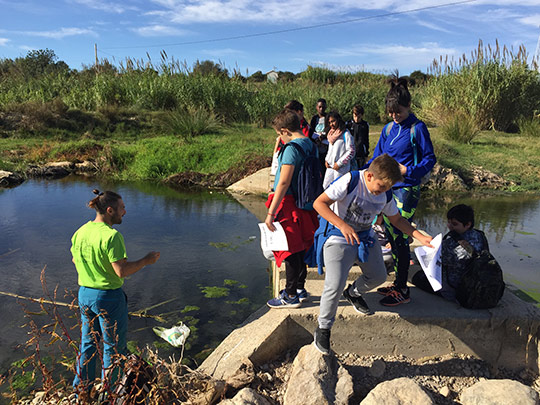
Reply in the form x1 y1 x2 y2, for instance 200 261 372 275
519 13 540 26
0 38 10 46
143 0 540 25
415 19 453 34
133 25 190 37
23 27 97 39
70 0 138 14
333 43 458 58
200 47 245 57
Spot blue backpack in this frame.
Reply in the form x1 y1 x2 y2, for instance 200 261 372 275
282 141 323 210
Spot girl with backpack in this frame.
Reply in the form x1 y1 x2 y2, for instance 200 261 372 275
265 109 319 308
369 77 436 306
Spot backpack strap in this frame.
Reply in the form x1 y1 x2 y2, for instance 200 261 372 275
476 229 490 253
384 121 393 137
409 120 420 166
347 170 359 194
346 171 392 202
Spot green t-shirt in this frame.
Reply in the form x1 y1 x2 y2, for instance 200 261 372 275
71 221 127 290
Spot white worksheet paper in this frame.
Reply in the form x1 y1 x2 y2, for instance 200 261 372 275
414 233 443 291
258 222 289 252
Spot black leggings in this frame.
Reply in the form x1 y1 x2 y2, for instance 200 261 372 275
284 250 307 297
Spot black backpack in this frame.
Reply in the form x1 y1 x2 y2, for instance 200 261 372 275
446 230 505 309
281 141 323 210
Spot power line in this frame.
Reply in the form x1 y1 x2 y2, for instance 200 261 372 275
103 0 478 51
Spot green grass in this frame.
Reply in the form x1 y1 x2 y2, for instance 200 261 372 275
0 125 276 181
431 127 540 191
2 121 540 191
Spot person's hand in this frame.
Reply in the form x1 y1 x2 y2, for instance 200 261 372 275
399 163 407 175
338 223 360 245
325 161 330 168
265 215 276 232
416 233 434 249
145 251 160 265
333 163 339 170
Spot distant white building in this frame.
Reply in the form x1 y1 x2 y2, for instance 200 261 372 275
266 70 279 83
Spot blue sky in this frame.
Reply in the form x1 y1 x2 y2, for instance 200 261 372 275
1 0 539 75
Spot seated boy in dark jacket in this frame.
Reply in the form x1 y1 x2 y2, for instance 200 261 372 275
413 204 489 301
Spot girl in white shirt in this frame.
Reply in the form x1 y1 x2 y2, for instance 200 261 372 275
323 111 355 189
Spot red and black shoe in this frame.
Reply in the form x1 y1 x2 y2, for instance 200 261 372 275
379 288 411 306
377 284 397 296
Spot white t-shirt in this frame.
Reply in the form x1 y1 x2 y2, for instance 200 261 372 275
324 170 399 243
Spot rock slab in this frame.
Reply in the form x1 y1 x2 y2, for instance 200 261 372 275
283 344 354 405
360 377 434 405
460 379 539 405
0 170 24 187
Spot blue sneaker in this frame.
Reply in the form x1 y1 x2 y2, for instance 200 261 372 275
267 290 301 309
297 288 309 302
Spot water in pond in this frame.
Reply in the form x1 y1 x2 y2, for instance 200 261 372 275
1 177 539 394
0 176 270 383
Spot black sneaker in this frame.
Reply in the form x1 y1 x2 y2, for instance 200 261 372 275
343 284 372 315
313 327 331 355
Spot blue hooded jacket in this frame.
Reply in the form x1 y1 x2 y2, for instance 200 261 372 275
369 113 436 188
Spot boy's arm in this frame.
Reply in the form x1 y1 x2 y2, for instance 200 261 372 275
387 213 434 248
313 192 360 245
265 164 294 231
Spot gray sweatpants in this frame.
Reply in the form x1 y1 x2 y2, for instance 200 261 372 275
318 238 387 329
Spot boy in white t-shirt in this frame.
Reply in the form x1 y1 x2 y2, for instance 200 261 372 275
312 153 433 355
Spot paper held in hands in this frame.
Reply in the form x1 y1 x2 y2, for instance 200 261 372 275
258 222 289 253
414 233 443 291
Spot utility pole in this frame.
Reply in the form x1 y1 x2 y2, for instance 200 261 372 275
534 27 540 72
94 43 99 74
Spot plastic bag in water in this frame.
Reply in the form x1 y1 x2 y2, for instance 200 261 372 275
152 323 190 347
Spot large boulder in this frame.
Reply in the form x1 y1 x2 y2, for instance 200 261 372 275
283 344 354 405
0 170 24 188
422 163 467 191
460 379 539 405
465 166 511 189
360 377 433 405
219 388 272 405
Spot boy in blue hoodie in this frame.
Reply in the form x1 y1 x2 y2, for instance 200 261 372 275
368 77 436 306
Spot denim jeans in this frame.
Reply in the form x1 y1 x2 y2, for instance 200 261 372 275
73 286 128 389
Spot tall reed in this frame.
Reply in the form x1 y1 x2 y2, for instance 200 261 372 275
420 40 540 131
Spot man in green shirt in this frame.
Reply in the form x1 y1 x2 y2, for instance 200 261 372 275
72 189 160 393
